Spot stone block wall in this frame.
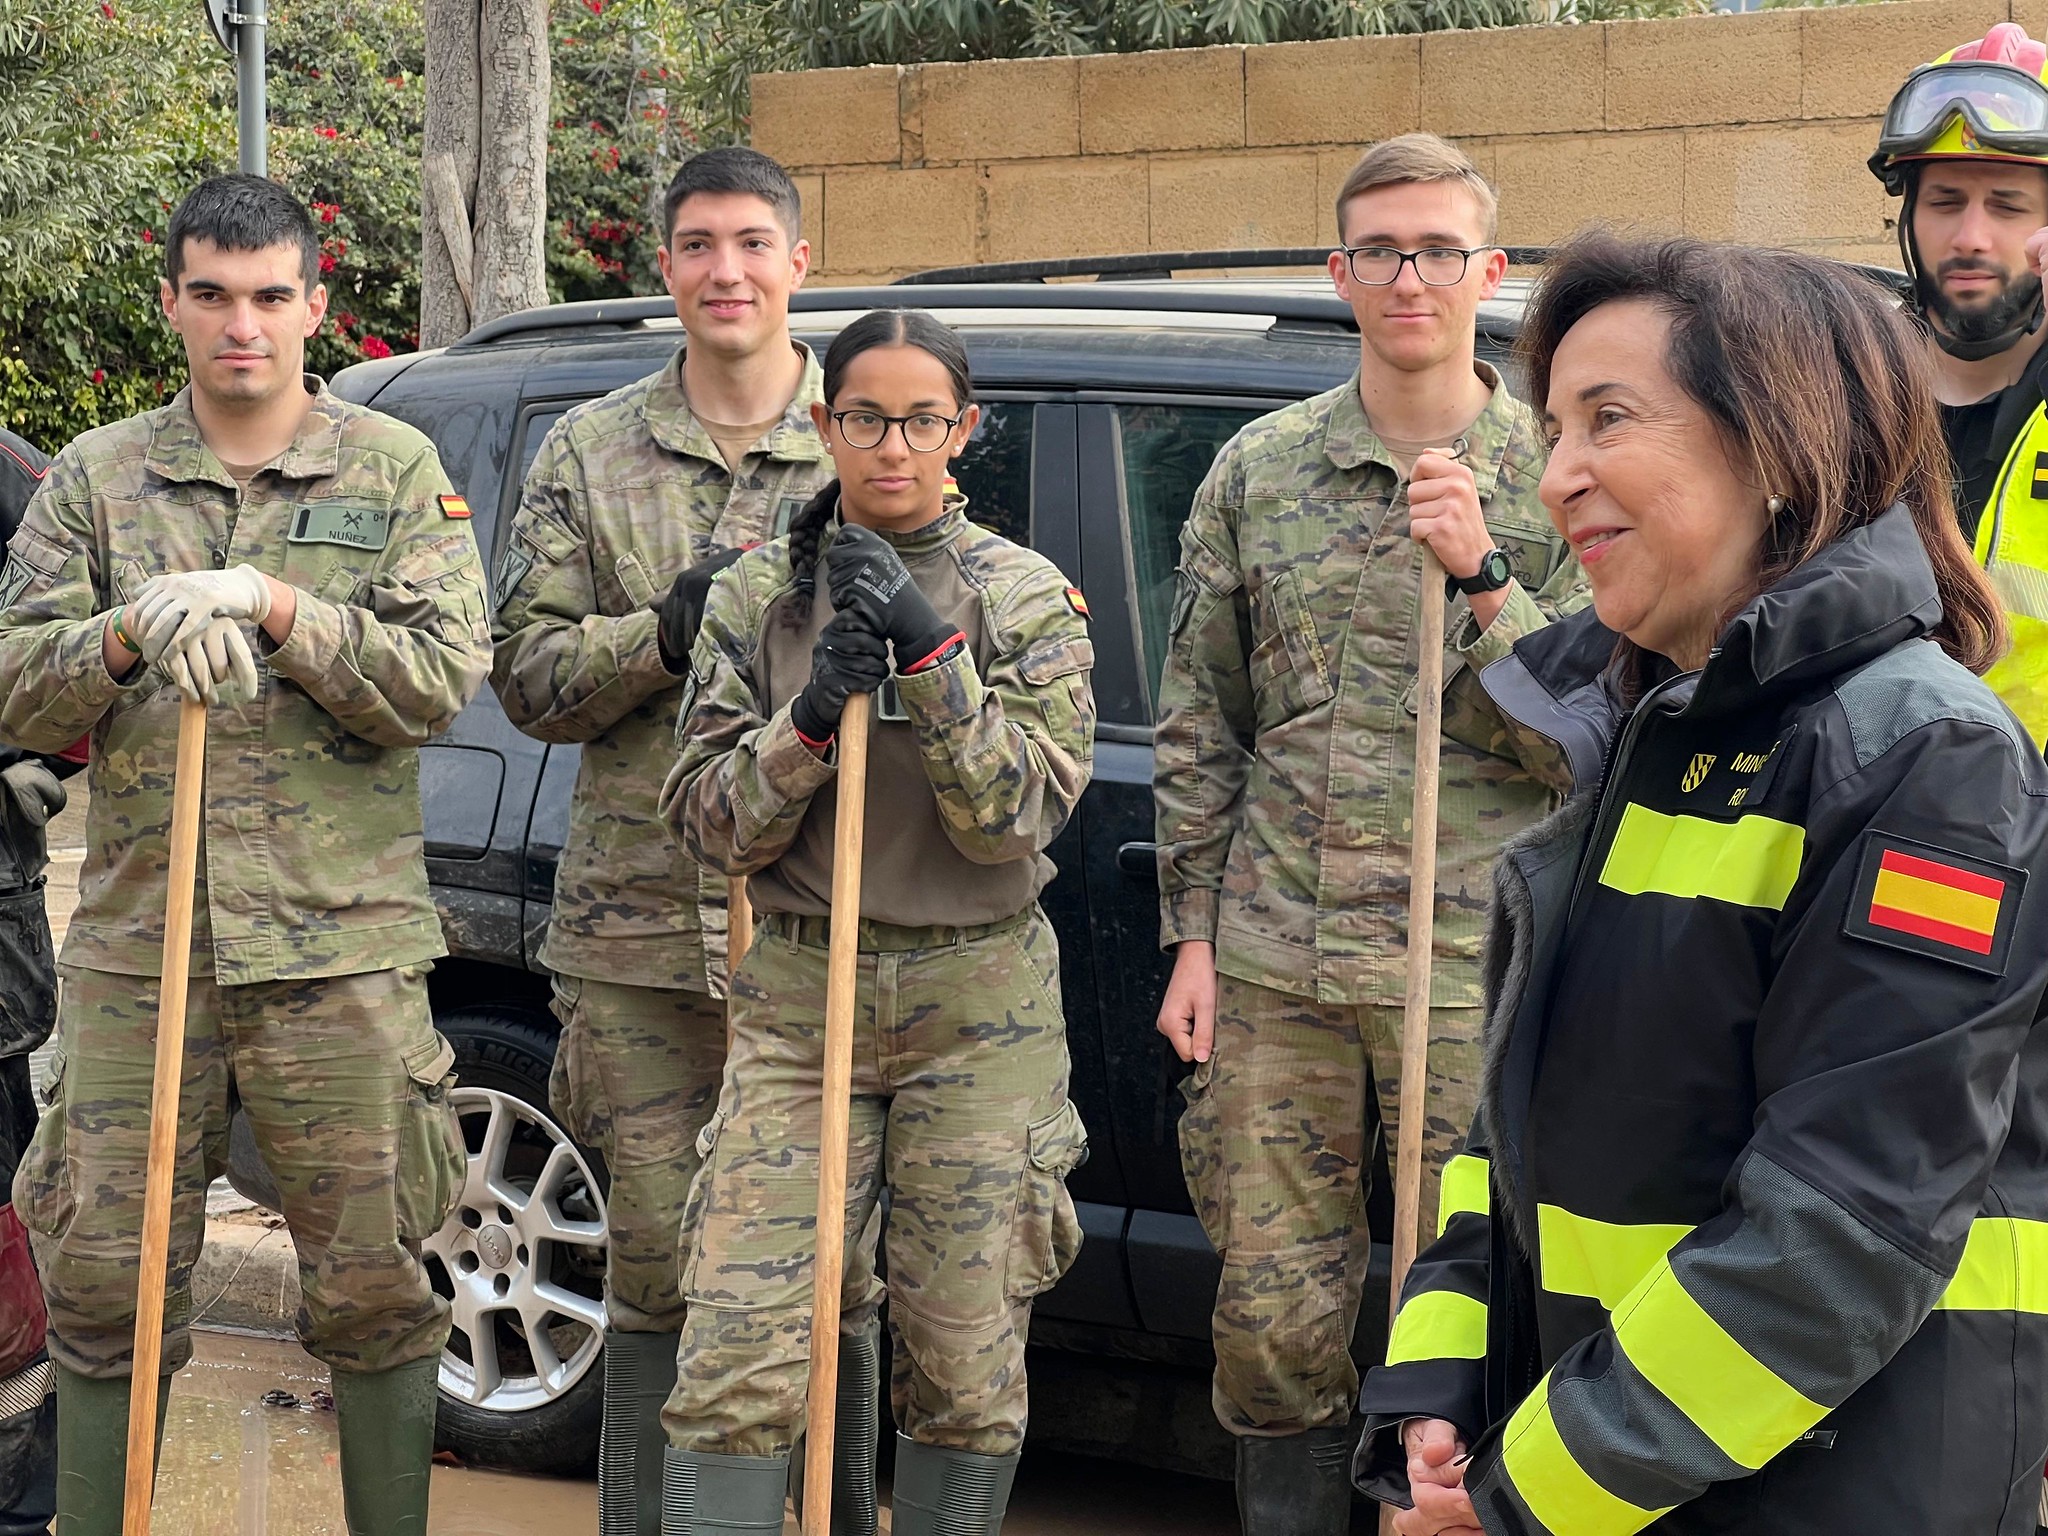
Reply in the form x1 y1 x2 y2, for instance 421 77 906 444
747 0 2023 281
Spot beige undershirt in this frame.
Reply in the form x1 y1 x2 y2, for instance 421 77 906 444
217 456 269 493
696 413 785 475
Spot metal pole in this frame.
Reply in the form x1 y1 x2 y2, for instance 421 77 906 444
235 0 267 176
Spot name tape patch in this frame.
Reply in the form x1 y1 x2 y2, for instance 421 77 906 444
1844 833 2025 976
288 503 391 551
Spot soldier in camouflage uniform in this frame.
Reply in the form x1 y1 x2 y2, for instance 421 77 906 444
656 311 1094 1536
490 148 883 1536
1151 137 1589 1534
0 177 488 1535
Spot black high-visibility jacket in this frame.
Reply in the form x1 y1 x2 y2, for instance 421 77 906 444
1355 506 2048 1535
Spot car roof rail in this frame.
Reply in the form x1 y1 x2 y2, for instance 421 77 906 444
895 247 1559 285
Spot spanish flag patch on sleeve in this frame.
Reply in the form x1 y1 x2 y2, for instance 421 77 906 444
1844 834 2025 976
1063 586 1090 619
438 493 472 519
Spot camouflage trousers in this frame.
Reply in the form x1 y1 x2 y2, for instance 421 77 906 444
664 906 1087 1459
548 975 728 1334
12 965 464 1380
1178 973 1479 1436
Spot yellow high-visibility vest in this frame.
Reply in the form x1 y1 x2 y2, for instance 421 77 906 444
1977 405 2048 747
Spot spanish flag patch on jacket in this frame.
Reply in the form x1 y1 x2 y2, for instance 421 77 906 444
1845 835 2024 975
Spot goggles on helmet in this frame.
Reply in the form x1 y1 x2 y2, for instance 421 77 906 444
1876 61 2048 162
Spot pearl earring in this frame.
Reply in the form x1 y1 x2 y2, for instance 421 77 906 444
1766 494 1787 516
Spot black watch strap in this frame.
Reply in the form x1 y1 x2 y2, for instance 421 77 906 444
1446 548 1514 598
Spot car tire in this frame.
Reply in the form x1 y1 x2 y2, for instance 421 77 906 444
428 1002 609 1477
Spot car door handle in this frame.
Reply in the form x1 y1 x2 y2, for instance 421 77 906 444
1117 841 1159 879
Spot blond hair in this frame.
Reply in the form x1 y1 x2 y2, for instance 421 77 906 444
1335 133 1499 244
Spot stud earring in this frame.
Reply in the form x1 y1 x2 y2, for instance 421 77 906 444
1766 494 1787 516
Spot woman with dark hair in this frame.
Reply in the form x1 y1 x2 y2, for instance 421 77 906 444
1354 233 2048 1536
654 309 1095 1536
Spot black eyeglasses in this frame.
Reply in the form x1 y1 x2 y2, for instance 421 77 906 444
1340 246 1493 287
830 409 963 453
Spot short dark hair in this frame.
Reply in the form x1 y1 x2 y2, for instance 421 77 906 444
661 148 802 246
165 175 321 292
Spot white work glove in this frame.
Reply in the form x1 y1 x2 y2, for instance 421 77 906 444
0 761 65 830
131 565 272 665
163 615 259 706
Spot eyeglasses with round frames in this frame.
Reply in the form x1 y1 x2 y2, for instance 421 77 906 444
1340 246 1493 287
829 409 963 453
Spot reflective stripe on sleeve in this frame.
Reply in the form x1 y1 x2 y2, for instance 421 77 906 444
1438 1152 1491 1237
1385 1289 1488 1365
1611 1261 1828 1471
1538 1205 1694 1311
1598 804 1805 911
1936 1216 2048 1312
1500 1371 1674 1536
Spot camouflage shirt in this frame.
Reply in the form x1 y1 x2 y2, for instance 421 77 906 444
0 381 491 984
661 496 1095 929
490 345 832 992
1153 364 1589 1006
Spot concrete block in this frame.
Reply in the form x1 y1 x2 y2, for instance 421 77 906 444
1421 23 1605 139
792 173 826 267
1495 131 1686 244
981 158 1151 263
1246 36 1421 147
1081 46 1245 154
1683 120 1890 246
751 66 903 169
1605 10 1802 130
920 57 1081 163
822 167 977 278
1806 0 2011 121
1150 151 1321 251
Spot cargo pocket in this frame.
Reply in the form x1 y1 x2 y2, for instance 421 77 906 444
1248 565 1335 724
1006 1099 1089 1300
546 988 613 1155
395 1033 465 1243
676 1108 726 1294
1176 1056 1228 1255
13 1048 70 1240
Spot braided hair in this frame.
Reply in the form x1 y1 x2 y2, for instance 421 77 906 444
789 308 976 617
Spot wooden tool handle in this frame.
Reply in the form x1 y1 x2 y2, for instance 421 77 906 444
727 879 753 1052
1391 555 1446 1312
803 694 870 1536
124 696 207 1535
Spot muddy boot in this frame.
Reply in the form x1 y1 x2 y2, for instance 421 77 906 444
659 1447 789 1536
53 1365 170 1536
1234 1424 1356 1536
787 1318 881 1536
601 1331 679 1536
888 1435 1020 1536
332 1356 438 1536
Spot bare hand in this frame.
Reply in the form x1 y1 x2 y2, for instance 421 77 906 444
2028 226 2048 278
1156 940 1217 1063
1407 452 1492 582
1392 1418 1480 1536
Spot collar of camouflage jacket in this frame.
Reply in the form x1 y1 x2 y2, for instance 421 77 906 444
645 342 830 467
1321 357 1517 503
147 374 342 488
826 491 972 561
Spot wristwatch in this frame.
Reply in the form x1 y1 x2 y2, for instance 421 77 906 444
1446 548 1514 598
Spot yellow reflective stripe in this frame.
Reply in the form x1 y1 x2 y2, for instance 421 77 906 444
1597 804 1804 911
1611 1261 1827 1471
1501 1371 1671 1536
1385 1290 1488 1365
1438 1153 1490 1237
1537 1205 1693 1311
1936 1217 2048 1312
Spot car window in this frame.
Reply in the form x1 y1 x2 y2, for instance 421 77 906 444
951 400 1032 548
1115 404 1264 708
517 407 570 483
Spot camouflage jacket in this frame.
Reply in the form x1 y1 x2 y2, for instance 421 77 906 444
490 346 832 992
1153 364 1590 1006
0 382 491 984
661 496 1095 930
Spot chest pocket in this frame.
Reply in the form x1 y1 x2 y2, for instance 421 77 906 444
1248 563 1336 722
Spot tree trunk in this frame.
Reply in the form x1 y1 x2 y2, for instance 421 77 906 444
419 0 548 348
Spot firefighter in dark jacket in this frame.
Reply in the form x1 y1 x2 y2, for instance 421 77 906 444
1356 234 2048 1536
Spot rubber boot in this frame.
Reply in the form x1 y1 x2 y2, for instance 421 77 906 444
888 1435 1021 1536
601 1330 680 1536
1234 1424 1356 1536
53 1365 170 1536
331 1356 438 1536
787 1317 881 1536
659 1446 790 1536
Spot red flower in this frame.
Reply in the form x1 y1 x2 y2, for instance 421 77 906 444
584 0 602 13
141 228 153 243
314 202 337 223
91 369 105 385
360 336 392 360
98 2 114 18
314 125 338 139
319 253 337 274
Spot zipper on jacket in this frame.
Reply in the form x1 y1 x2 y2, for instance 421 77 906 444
1562 667 1699 933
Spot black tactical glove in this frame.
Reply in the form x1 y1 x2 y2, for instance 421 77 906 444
790 609 892 744
824 524 962 671
657 545 750 675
